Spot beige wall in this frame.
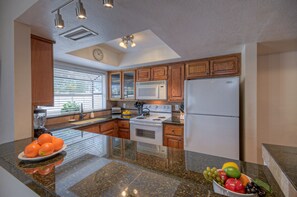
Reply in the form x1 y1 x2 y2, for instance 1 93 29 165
14 22 32 140
0 0 38 144
257 51 297 163
241 43 258 163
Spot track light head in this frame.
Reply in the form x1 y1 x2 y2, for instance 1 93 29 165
76 0 87 19
54 10 64 29
103 0 114 8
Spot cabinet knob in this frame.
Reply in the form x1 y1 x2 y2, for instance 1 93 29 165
171 130 175 133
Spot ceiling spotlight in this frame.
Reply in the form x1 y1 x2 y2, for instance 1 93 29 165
119 35 136 49
76 0 87 19
103 0 114 8
54 9 64 29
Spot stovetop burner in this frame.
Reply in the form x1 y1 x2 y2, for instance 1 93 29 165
136 116 146 119
153 119 161 121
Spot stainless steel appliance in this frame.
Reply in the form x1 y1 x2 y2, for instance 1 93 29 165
130 104 172 145
184 77 239 160
136 80 167 100
33 108 51 138
111 107 121 114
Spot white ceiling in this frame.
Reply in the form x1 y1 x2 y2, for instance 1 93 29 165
17 0 297 71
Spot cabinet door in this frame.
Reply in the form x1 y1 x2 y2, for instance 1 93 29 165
168 64 184 102
109 72 122 100
164 135 183 149
122 71 135 100
151 66 168 80
136 68 151 82
185 60 209 79
118 129 130 139
79 124 100 133
102 129 114 137
31 35 54 106
210 55 240 76
100 121 115 132
118 120 130 129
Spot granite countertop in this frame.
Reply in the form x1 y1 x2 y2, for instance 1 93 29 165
46 115 135 131
263 144 297 190
163 117 184 125
0 129 283 197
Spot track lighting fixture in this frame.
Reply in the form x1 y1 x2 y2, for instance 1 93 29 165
52 0 114 29
76 0 87 19
54 9 64 29
119 35 136 49
103 0 114 8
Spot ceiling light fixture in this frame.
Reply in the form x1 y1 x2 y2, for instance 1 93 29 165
76 0 87 19
103 0 114 8
54 9 65 29
119 35 136 49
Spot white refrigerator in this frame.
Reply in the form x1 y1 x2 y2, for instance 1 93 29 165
184 77 239 160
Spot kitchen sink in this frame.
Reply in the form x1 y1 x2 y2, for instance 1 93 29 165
70 118 107 125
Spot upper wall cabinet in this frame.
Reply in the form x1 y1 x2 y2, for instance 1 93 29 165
136 66 168 82
109 72 122 100
122 70 135 100
151 66 168 80
168 64 184 102
109 70 135 100
31 35 55 106
136 68 151 82
185 60 209 79
185 54 240 79
210 55 240 76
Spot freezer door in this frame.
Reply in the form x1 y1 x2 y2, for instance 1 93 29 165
184 114 239 160
185 77 239 117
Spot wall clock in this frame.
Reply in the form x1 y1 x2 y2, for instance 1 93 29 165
93 48 104 61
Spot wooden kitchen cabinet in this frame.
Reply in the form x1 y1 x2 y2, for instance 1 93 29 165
163 124 184 149
185 60 210 79
118 120 130 139
100 120 117 137
79 124 100 133
136 68 151 81
168 64 184 102
151 66 168 80
210 55 240 76
109 72 122 100
122 70 135 100
31 35 55 106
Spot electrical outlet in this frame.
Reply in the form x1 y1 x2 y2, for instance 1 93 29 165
175 105 179 111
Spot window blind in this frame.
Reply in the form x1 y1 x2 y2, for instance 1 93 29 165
42 67 106 117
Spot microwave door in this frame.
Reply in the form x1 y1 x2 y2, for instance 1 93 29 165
137 85 159 99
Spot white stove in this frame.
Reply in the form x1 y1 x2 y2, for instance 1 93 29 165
130 104 172 145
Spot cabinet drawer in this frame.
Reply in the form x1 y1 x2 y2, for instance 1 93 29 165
164 124 183 136
100 121 115 132
118 120 130 129
79 124 100 133
163 135 183 149
102 129 114 136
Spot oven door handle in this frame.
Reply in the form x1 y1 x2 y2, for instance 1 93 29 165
130 121 162 127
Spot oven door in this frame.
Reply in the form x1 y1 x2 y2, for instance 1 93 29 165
130 122 163 145
136 85 159 100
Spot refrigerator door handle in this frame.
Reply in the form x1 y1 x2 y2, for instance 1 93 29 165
184 114 188 147
184 80 188 114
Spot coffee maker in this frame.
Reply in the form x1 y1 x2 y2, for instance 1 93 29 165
33 108 51 138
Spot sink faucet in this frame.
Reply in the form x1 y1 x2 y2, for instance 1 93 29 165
79 103 87 120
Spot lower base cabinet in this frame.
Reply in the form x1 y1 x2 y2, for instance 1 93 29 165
163 124 184 149
78 119 130 139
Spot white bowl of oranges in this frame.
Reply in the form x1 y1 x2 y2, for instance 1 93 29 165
18 134 66 162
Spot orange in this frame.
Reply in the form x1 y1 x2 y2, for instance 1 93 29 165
52 137 64 151
37 134 53 145
239 173 250 187
38 143 54 156
30 140 39 144
24 143 41 158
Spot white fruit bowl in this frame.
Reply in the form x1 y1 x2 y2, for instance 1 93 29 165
213 176 256 197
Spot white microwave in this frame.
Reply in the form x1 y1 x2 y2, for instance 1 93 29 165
136 80 167 100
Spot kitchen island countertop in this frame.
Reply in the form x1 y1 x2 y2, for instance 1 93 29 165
0 129 284 197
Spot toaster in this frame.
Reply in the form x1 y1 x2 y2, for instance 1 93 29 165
111 107 121 114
